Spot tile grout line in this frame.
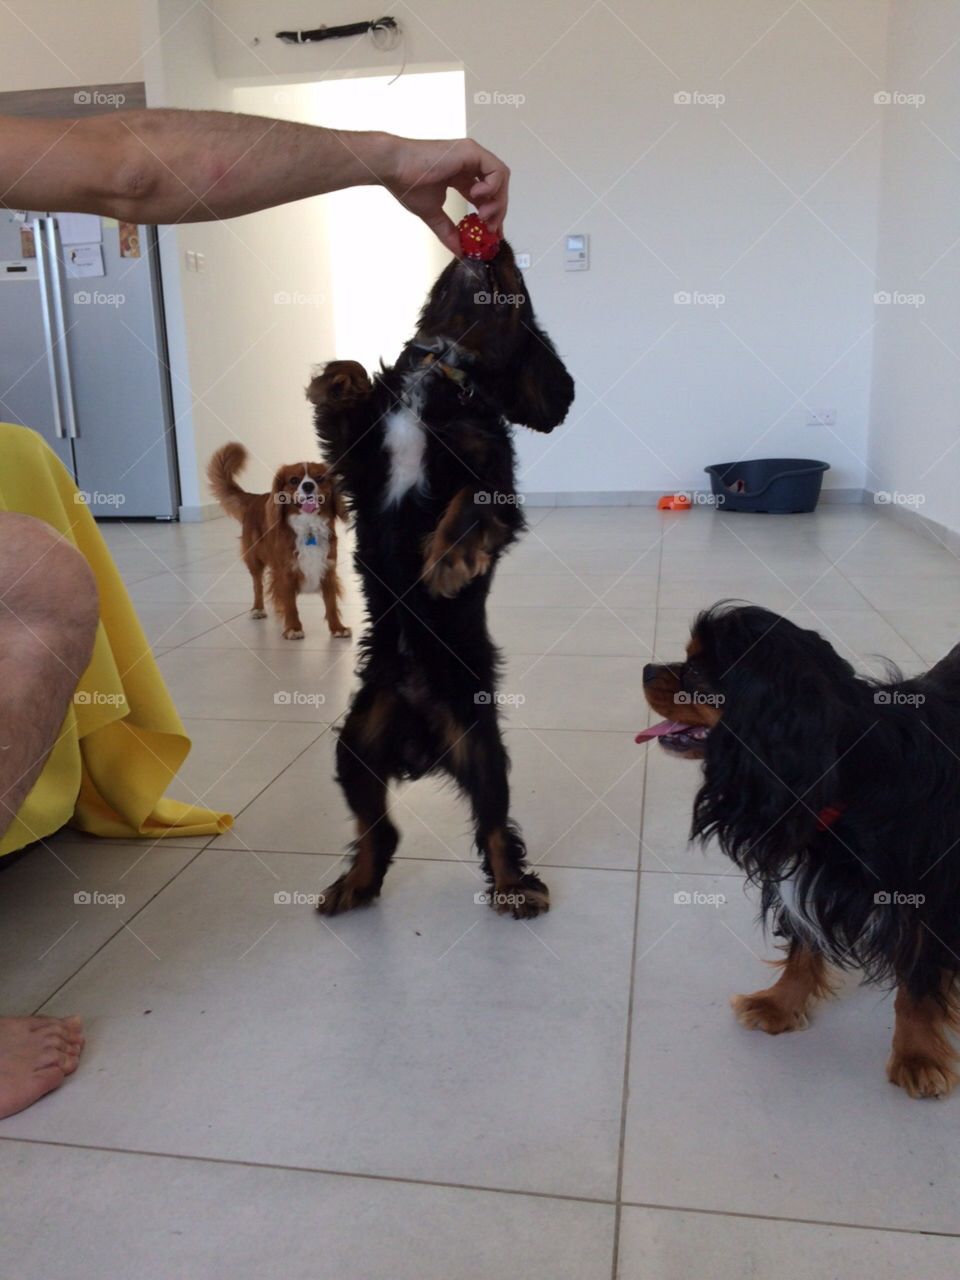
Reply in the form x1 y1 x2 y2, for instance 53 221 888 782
30 842 213 1016
1 1134 956 1240
609 519 667 1280
31 723 333 1015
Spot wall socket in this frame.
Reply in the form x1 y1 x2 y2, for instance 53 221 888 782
806 408 837 426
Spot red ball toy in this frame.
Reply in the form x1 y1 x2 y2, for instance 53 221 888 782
458 213 500 261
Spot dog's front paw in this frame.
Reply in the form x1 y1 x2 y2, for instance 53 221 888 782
731 991 810 1034
330 625 352 639
306 360 371 407
488 872 550 920
887 1052 959 1099
422 536 491 599
250 607 268 619
317 872 381 916
282 627 305 640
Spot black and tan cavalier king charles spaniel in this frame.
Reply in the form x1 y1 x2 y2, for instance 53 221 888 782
307 239 574 920
641 603 960 1099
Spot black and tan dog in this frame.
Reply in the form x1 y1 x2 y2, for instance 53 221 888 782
308 240 573 919
641 603 960 1098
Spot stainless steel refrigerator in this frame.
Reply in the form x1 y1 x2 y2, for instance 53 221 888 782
0 211 179 518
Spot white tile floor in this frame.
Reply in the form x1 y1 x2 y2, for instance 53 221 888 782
2 504 960 1278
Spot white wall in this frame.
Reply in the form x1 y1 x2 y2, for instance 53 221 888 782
0 0 142 91
868 0 960 536
191 0 890 500
302 73 466 372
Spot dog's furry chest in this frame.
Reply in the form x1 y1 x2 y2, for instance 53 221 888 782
382 391 428 507
288 512 330 592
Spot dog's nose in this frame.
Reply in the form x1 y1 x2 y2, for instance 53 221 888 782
643 664 659 686
301 479 316 492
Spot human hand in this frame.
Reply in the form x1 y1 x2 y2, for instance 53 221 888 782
375 134 509 255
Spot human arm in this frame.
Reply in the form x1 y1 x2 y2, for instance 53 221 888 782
0 110 509 252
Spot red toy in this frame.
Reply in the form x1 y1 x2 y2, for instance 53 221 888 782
458 213 501 261
656 493 691 511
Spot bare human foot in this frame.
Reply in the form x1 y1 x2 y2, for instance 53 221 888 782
0 1015 85 1119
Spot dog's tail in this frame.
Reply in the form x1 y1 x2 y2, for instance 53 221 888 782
207 443 252 521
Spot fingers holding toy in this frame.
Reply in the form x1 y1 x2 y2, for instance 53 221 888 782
378 135 510 252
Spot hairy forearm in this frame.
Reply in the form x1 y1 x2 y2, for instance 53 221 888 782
0 109 391 223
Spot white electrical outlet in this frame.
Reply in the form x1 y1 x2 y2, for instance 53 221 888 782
515 252 531 269
806 408 837 426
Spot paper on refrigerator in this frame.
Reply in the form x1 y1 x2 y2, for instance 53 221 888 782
64 243 106 278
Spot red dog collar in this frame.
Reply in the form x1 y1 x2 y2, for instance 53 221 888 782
816 804 845 831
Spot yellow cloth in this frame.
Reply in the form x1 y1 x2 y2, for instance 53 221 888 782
0 423 231 856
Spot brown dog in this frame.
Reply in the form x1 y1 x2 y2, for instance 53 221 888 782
207 442 350 641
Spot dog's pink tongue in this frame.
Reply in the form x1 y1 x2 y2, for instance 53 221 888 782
300 498 319 514
635 720 685 744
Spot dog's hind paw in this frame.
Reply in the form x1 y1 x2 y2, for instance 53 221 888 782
250 608 268 619
731 991 810 1034
330 625 352 639
887 1052 959 1099
487 872 550 920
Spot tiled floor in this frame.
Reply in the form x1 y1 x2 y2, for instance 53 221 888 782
3 504 960 1278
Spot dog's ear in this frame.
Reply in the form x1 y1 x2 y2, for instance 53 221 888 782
265 470 286 536
692 615 850 876
501 321 575 433
328 473 350 523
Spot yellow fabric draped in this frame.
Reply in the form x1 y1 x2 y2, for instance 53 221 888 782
0 423 231 856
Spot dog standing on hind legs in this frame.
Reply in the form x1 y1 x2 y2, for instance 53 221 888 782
308 238 574 919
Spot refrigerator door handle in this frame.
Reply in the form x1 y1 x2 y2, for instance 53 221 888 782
32 216 66 440
43 217 80 440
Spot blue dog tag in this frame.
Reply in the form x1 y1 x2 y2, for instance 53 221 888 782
305 533 317 546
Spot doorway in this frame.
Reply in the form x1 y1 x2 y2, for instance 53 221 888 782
233 69 467 374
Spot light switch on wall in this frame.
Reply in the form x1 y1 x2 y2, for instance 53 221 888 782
565 234 589 271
